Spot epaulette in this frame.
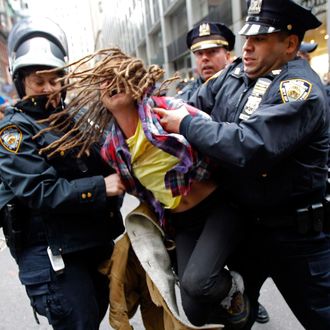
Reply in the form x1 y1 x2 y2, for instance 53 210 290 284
204 69 224 84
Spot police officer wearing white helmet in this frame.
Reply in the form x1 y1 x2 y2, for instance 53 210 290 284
154 0 330 328
0 17 125 329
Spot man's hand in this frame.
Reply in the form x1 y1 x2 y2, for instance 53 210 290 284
153 106 190 133
104 173 125 196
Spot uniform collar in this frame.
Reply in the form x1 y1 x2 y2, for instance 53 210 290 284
14 96 62 120
230 57 284 84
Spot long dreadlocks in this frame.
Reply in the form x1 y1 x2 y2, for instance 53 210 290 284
34 48 177 158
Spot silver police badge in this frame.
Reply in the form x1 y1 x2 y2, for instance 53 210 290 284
0 125 22 153
280 79 312 103
240 78 272 121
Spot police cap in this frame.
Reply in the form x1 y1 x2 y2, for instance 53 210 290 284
299 41 318 53
187 22 235 52
239 0 321 36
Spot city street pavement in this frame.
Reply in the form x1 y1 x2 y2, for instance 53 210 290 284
0 194 304 330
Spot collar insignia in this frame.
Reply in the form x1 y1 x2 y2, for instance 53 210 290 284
280 79 312 103
234 67 241 75
0 125 23 153
248 0 262 15
199 23 211 37
271 69 282 75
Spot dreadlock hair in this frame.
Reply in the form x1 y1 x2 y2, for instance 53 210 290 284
34 47 177 158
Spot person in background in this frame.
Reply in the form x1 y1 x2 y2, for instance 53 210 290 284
177 22 235 102
153 0 330 329
175 80 189 96
0 96 10 120
297 41 318 63
0 17 124 330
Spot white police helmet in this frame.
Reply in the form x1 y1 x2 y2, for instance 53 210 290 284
8 16 69 97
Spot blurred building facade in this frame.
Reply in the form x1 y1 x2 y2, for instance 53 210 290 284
22 0 102 61
0 0 104 102
0 0 21 100
1 0 329 94
101 0 329 82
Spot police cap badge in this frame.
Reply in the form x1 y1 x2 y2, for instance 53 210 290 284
187 22 235 52
239 0 321 36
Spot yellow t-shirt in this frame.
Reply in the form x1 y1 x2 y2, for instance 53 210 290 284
126 120 181 209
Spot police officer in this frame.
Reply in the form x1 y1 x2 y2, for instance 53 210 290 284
0 17 125 329
154 0 330 329
178 19 270 325
177 21 235 102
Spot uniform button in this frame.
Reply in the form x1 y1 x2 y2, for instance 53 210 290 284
81 193 87 199
109 211 114 217
59 248 62 252
60 150 65 156
87 192 92 198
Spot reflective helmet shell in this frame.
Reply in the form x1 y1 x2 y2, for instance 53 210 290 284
8 16 69 98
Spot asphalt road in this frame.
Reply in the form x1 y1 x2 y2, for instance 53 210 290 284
0 195 304 330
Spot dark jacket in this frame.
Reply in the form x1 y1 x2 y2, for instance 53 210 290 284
183 57 330 212
176 77 203 102
0 97 124 256
324 84 330 110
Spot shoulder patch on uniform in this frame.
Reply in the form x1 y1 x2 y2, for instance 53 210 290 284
280 79 312 103
0 125 23 153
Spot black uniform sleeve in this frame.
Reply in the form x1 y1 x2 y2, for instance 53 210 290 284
181 86 328 174
175 85 192 102
0 120 107 212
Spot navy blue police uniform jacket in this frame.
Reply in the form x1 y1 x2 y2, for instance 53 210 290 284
176 77 204 102
0 97 124 256
184 57 330 214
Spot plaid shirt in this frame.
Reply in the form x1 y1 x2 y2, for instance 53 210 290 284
101 96 212 227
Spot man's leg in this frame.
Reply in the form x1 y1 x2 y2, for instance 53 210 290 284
269 229 330 330
21 246 112 330
256 302 270 324
227 225 271 329
173 198 244 326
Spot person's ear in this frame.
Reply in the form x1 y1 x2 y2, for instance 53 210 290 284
225 50 231 63
287 34 299 56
